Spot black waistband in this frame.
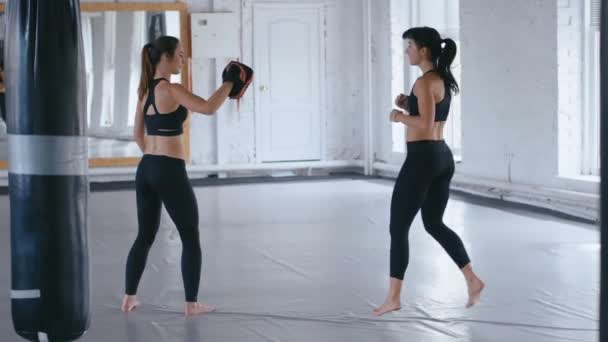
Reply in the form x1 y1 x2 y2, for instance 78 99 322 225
142 154 186 166
406 139 449 153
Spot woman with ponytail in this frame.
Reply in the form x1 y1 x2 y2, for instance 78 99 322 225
122 36 253 316
374 27 484 316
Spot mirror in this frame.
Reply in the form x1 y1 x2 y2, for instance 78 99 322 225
0 3 190 170
82 10 183 163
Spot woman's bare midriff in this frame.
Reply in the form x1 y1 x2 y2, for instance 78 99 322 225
144 135 186 160
406 121 446 142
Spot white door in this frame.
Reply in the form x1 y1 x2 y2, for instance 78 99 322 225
254 3 323 162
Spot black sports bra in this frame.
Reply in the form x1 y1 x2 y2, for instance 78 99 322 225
407 71 451 122
143 78 187 136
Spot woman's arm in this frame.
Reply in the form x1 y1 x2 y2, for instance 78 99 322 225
169 82 233 115
133 99 145 152
390 78 435 130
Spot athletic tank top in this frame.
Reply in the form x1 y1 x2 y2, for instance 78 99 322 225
143 78 187 136
407 71 451 122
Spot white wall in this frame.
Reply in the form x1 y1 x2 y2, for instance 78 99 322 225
558 0 584 177
370 0 393 165
456 0 598 220
459 0 558 186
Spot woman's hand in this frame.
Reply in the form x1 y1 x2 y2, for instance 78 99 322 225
389 109 405 123
394 94 408 110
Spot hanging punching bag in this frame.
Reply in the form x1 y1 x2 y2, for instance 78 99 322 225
5 0 90 341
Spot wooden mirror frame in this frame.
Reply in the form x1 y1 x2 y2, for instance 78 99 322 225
0 2 192 170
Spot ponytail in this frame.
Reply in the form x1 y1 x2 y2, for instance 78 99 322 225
437 38 459 95
138 44 155 100
137 37 180 100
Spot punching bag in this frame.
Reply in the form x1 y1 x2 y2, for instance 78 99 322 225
5 0 90 341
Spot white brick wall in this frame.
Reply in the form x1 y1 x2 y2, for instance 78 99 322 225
324 0 364 161
370 0 393 163
459 0 559 187
557 0 583 177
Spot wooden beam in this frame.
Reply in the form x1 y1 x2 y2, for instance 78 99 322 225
0 1 188 12
89 157 141 168
181 7 192 163
0 158 144 170
81 2 187 12
0 2 187 13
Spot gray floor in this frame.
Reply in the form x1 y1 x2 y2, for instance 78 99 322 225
0 179 600 341
0 136 141 160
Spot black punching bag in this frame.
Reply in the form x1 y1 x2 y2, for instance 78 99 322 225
600 0 608 341
5 0 90 341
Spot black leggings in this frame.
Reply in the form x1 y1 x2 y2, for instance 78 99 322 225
125 154 201 302
390 140 470 280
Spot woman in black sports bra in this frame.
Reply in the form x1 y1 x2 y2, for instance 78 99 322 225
374 27 484 316
121 36 252 316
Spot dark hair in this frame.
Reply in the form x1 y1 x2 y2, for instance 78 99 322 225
138 36 180 100
402 27 459 95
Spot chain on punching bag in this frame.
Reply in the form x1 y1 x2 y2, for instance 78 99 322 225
5 0 90 341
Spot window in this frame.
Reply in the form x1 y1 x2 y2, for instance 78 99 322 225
390 0 408 154
390 0 462 159
99 12 117 129
582 0 600 175
127 12 148 130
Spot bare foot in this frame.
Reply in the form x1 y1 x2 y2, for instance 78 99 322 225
466 276 485 308
185 302 216 316
373 299 401 317
121 295 140 313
